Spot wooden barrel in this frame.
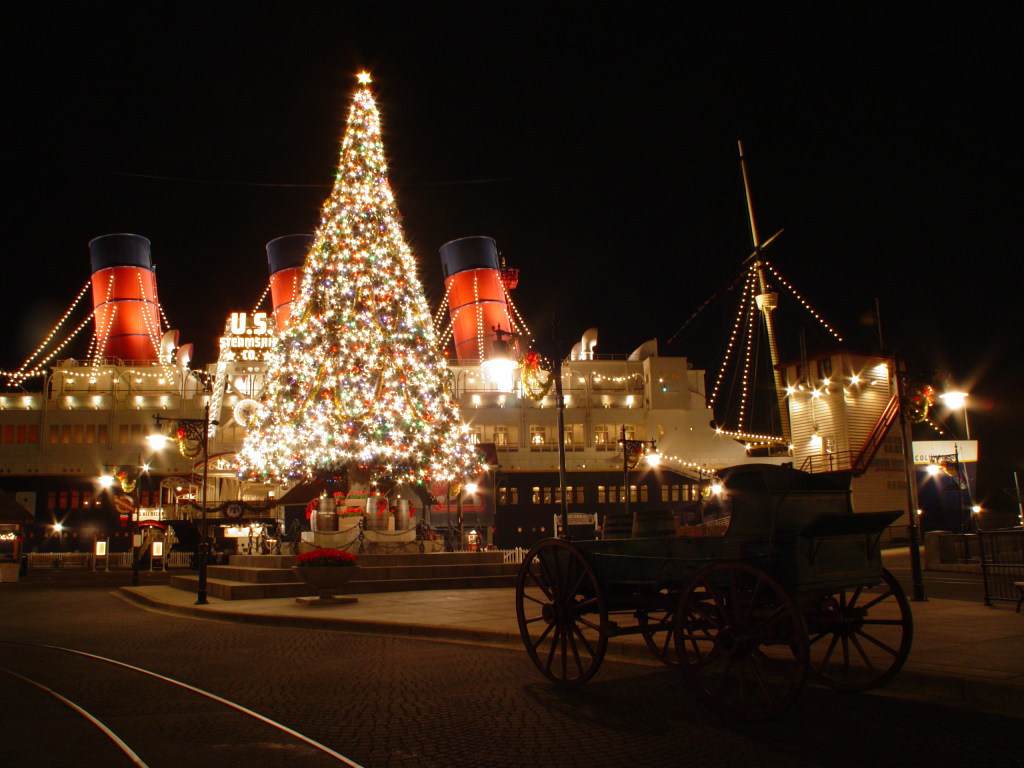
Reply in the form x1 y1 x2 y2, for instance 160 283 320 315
394 499 411 531
631 509 676 538
313 511 337 532
602 512 632 539
363 498 391 531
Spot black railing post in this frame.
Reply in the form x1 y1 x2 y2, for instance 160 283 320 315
979 530 992 607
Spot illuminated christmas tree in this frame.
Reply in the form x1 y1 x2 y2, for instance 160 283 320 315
238 73 481 487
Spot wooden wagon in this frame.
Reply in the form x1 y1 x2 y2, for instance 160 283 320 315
514 464 913 720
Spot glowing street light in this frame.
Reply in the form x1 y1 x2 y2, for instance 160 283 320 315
482 327 519 394
939 390 971 439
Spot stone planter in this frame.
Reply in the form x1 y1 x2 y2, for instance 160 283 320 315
293 565 358 601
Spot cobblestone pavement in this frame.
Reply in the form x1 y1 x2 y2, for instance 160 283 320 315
1 584 1022 768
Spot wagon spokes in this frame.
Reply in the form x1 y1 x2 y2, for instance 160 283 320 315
805 568 912 692
515 539 608 686
675 561 809 721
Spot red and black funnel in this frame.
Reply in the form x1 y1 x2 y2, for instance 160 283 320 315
438 236 517 362
266 235 311 333
88 233 161 363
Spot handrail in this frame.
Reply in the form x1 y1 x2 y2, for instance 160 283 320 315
851 394 900 476
799 451 856 473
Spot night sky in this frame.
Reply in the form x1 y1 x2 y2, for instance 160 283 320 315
4 3 1019 512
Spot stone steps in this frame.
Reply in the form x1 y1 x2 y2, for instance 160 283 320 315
168 551 520 601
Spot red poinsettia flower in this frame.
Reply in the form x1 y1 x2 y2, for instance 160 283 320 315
295 548 357 567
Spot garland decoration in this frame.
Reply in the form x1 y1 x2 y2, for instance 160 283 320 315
520 350 554 402
904 383 935 424
177 426 203 459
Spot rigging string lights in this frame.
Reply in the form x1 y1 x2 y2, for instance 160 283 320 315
653 451 721 481
474 271 485 362
710 260 844 439
2 282 94 386
431 279 454 329
739 288 757 431
251 282 271 315
135 272 177 382
764 261 844 342
499 280 532 346
708 270 757 414
90 276 119 381
429 281 457 357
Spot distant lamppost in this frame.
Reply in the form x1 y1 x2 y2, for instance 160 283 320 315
695 465 722 525
99 463 145 586
619 426 657 519
462 482 479 550
150 405 215 605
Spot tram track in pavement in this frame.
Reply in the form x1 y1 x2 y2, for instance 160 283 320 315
0 641 365 768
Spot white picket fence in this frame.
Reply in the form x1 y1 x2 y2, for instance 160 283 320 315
27 552 193 570
497 548 527 564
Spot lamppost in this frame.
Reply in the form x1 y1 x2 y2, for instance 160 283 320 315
894 360 926 601
619 426 657 519
938 390 971 440
99 463 145 586
151 405 215 605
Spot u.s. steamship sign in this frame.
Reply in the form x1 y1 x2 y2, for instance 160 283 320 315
220 312 277 362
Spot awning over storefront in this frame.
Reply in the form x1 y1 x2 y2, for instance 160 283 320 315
0 490 33 526
275 481 332 506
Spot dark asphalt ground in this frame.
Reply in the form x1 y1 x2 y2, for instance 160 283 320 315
1 574 1021 768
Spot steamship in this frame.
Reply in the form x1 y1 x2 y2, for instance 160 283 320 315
0 233 909 558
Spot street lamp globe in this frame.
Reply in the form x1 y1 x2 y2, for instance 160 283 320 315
939 391 967 410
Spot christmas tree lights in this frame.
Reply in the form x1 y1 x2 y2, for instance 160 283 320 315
237 74 482 486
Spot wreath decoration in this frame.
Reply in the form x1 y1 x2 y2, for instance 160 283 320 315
520 350 554 402
177 426 203 459
904 383 935 424
116 469 138 493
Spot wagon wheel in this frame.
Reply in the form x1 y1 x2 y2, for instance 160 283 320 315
637 605 679 666
674 561 809 720
515 538 608 686
805 568 913 692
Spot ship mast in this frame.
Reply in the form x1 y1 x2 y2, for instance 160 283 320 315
738 140 791 446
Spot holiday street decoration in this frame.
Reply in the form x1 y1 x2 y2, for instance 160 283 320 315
114 467 138 494
904 383 935 423
237 74 482 488
520 350 554 401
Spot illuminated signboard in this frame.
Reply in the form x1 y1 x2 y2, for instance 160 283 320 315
220 312 278 362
